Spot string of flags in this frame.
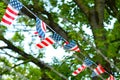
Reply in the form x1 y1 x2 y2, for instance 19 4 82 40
0 0 116 79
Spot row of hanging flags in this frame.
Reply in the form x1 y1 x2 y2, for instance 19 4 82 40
0 0 116 79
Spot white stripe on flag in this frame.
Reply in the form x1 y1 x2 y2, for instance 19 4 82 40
93 69 99 75
3 15 13 22
0 21 9 27
47 37 55 43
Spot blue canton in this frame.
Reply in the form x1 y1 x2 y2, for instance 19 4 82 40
10 0 23 10
50 33 64 42
84 58 93 67
64 40 77 50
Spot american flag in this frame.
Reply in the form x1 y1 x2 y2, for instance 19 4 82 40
35 17 46 39
107 75 115 80
91 64 106 77
36 33 63 48
72 64 87 76
1 0 23 27
63 40 80 52
72 58 93 76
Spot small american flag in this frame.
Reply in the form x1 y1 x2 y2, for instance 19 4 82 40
36 17 46 39
36 33 63 48
72 64 87 76
63 40 80 52
107 75 115 80
1 0 23 26
72 58 93 76
91 64 106 77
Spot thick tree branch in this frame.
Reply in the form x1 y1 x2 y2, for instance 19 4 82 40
95 0 105 26
0 46 8 49
73 0 89 17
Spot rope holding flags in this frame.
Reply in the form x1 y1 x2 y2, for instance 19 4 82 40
1 0 23 26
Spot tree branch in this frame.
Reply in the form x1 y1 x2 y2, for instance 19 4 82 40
105 0 120 23
95 0 105 26
0 61 29 75
73 0 89 17
0 46 8 49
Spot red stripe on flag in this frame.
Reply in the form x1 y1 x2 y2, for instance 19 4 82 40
73 71 78 75
2 18 11 25
46 37 54 44
72 46 80 52
36 37 55 49
7 6 18 15
94 64 106 75
99 64 106 73
95 67 101 75
4 13 14 20
72 64 87 76
34 32 38 34
77 68 81 71
72 46 78 51
41 21 46 32
36 44 43 48
41 41 49 46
